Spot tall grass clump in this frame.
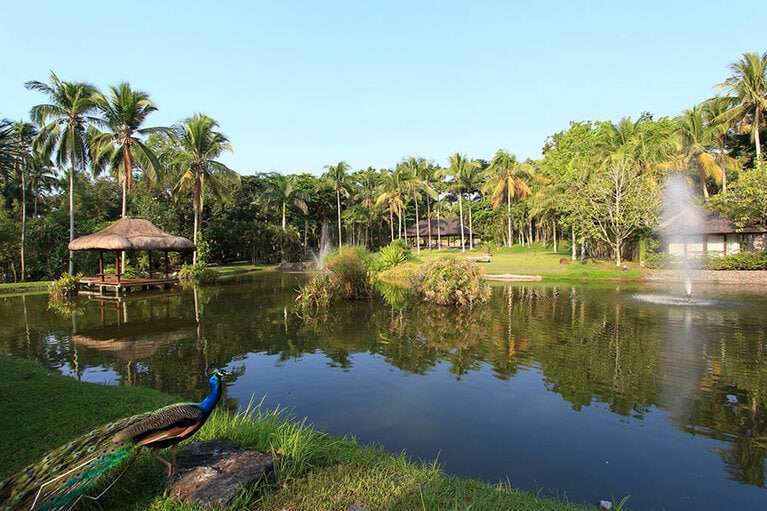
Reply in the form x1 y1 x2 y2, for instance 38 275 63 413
411 257 490 306
296 246 375 316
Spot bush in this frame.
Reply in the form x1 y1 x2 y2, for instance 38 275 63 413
705 250 767 270
296 246 375 317
48 273 79 299
179 262 220 284
410 257 490 306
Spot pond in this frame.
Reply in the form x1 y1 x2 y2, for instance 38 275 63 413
1 272 766 511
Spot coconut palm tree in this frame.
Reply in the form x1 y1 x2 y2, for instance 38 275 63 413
351 167 379 247
484 149 532 247
324 161 351 246
716 51 767 166
667 106 726 199
701 96 740 193
25 72 100 274
90 82 166 217
447 152 481 252
375 167 406 243
260 173 309 232
172 113 238 264
8 121 38 281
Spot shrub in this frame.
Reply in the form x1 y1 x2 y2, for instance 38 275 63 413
705 250 767 270
48 273 79 299
410 257 490 306
179 262 220 284
296 246 375 317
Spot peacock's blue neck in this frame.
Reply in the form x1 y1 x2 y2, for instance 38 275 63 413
198 374 223 415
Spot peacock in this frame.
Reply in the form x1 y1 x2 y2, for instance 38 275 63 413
0 366 231 511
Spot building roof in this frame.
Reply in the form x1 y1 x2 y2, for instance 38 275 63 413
405 218 474 237
658 205 766 235
68 216 196 252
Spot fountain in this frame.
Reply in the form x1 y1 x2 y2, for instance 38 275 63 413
633 175 713 307
312 221 332 269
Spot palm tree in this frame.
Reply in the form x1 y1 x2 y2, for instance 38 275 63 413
90 82 166 217
172 113 239 264
351 167 379 247
323 161 351 246
716 51 767 166
666 106 739 199
25 72 100 274
9 121 38 281
400 156 437 254
484 149 532 247
447 152 481 252
420 162 443 251
701 96 740 193
375 167 406 243
260 173 309 232
458 163 485 250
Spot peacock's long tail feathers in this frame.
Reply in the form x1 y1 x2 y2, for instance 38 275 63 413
0 411 153 511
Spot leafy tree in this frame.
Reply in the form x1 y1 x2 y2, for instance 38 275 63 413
716 51 767 167
709 166 767 228
25 72 101 274
90 82 166 217
583 155 660 266
171 113 239 264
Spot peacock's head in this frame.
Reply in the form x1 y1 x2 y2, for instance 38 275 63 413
206 364 232 380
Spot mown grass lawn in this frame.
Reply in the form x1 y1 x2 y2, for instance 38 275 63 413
412 244 645 282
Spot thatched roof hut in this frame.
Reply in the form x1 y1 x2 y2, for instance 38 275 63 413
68 216 195 252
406 218 473 237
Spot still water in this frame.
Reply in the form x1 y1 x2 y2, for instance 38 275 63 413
1 272 766 511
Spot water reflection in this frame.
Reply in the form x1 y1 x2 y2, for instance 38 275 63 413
1 275 766 509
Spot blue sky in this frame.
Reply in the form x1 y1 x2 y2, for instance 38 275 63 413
2 1 765 175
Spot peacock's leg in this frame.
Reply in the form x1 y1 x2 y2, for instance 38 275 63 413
150 448 173 477
168 445 179 477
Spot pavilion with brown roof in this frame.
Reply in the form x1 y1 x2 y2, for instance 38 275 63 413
68 216 195 295
405 218 475 248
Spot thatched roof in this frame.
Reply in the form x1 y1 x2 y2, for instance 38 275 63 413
68 217 195 252
406 218 473 237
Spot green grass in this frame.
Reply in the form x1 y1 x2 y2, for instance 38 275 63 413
0 356 601 511
0 280 51 296
413 245 645 282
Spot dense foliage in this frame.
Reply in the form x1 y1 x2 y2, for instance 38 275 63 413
1 52 766 281
411 257 491 306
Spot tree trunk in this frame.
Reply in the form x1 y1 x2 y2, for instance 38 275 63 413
336 189 342 246
19 159 26 281
458 194 465 252
414 188 421 255
68 167 75 275
467 199 474 250
571 226 577 260
506 187 512 247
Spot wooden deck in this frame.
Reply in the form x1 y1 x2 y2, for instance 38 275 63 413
78 276 180 296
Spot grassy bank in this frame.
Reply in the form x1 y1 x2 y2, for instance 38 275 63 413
0 355 598 511
415 245 645 282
